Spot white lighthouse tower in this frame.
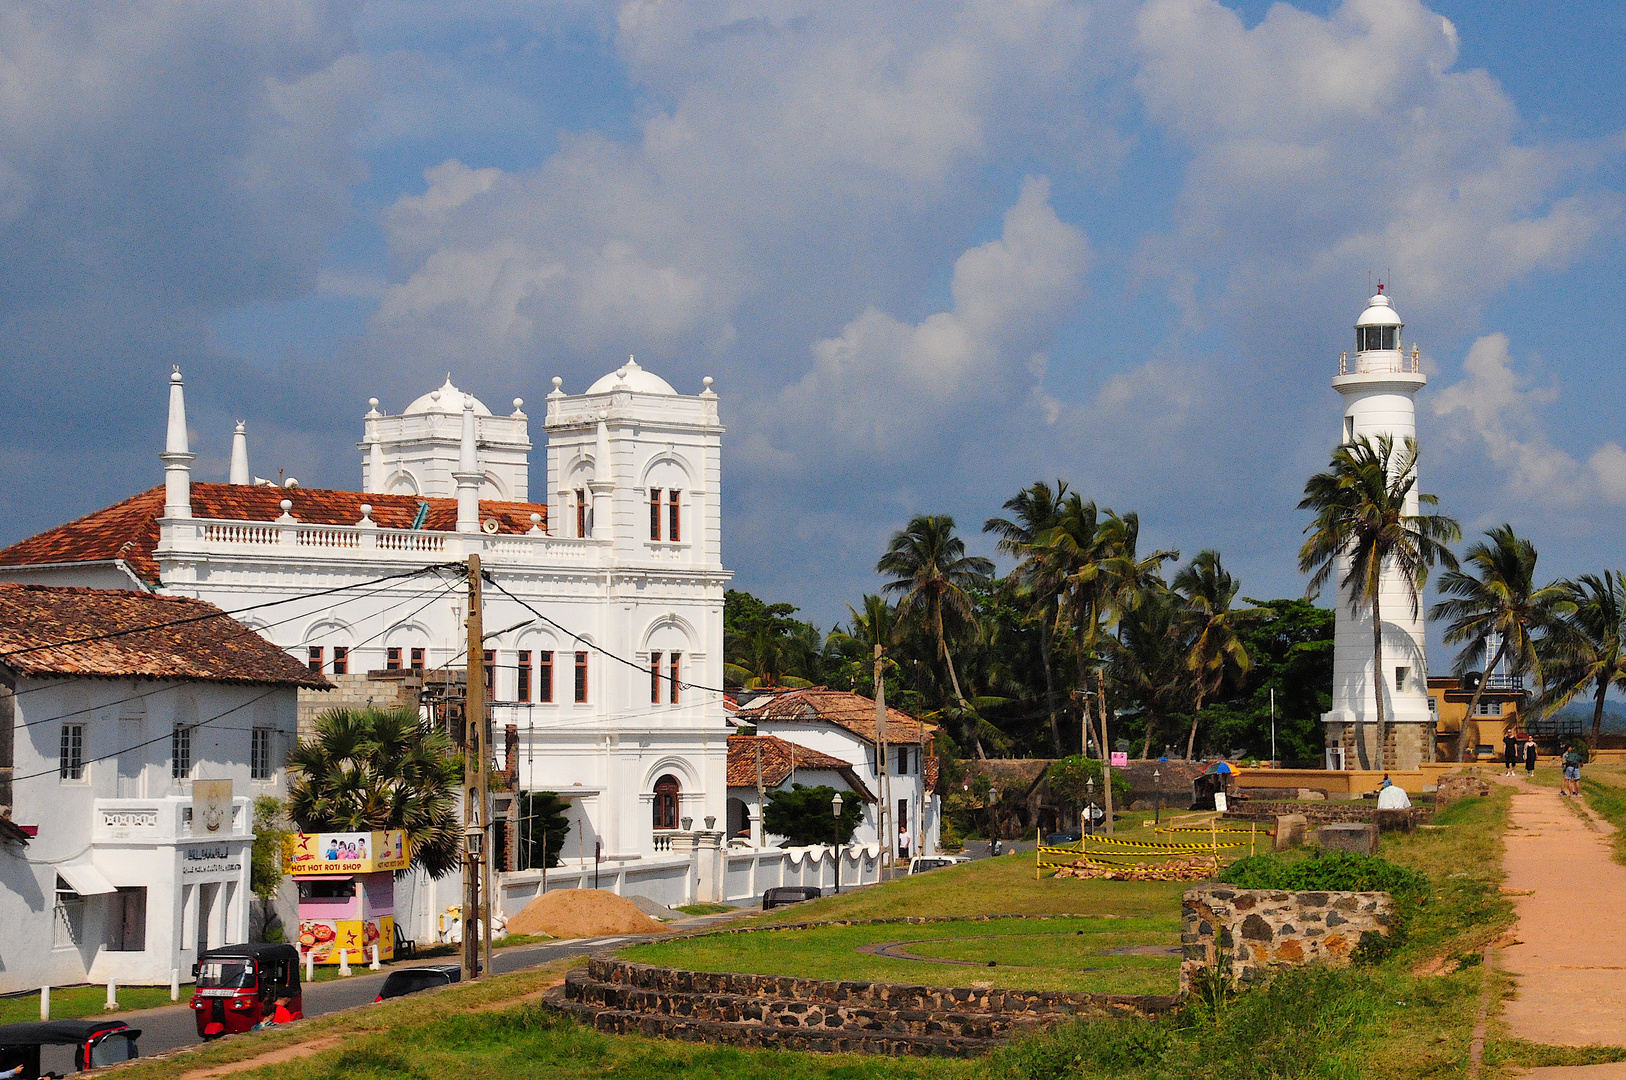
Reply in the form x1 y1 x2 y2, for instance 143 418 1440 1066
1322 288 1435 771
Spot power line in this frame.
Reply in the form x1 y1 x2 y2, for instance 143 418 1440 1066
15 578 462 774
13 572 464 729
0 563 461 661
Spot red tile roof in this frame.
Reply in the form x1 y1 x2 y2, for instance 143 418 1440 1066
0 483 549 586
734 688 935 747
726 734 876 802
0 583 329 687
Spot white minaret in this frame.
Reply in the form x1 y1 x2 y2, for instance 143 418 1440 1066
454 398 482 533
1323 288 1433 770
160 368 194 519
229 421 250 485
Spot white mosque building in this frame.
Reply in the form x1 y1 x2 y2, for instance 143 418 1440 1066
1321 289 1435 771
0 359 877 939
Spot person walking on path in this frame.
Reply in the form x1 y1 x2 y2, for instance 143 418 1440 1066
1562 744 1583 797
1525 736 1539 776
1504 728 1519 777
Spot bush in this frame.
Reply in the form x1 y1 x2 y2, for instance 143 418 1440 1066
763 783 864 846
1046 755 1133 812
1218 850 1430 904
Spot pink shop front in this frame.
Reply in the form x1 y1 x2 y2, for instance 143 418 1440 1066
285 830 406 965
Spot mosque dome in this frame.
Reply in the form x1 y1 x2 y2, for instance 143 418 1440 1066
586 356 677 396
403 375 492 416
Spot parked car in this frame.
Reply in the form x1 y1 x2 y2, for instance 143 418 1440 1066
907 855 970 874
761 886 822 910
1044 832 1082 846
375 965 462 1002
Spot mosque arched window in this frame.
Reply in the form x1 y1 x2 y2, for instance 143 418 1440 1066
653 774 682 831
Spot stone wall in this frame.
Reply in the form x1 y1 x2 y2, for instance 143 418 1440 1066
1180 886 1395 990
296 672 422 738
1224 801 1427 831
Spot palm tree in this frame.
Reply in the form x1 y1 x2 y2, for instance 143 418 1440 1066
1298 435 1459 769
1174 550 1264 760
1107 588 1190 759
985 479 1070 753
1430 525 1570 759
877 515 994 754
285 707 463 878
1030 496 1175 831
1537 572 1626 744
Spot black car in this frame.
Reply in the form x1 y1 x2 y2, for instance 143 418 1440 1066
0 1019 141 1077
761 886 821 910
375 964 462 1002
1044 832 1082 846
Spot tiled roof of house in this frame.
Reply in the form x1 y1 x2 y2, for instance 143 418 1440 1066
0 582 329 687
725 735 876 802
733 688 935 746
0 484 549 586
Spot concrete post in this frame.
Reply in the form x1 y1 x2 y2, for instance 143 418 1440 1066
695 831 724 903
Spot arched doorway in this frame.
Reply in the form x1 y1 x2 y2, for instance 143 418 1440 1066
653 774 681 830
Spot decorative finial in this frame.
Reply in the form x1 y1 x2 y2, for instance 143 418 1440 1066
280 499 292 511
464 398 475 411
430 389 440 401
368 397 379 409
171 368 183 383
359 503 372 521
703 376 713 390
513 397 524 412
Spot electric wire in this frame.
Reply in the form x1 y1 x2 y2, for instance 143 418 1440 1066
12 569 465 728
0 562 462 660
16 578 463 782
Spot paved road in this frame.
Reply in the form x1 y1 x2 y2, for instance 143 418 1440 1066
39 934 649 1075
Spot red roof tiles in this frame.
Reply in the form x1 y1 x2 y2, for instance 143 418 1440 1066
734 688 935 747
0 483 549 586
0 583 328 687
726 734 876 802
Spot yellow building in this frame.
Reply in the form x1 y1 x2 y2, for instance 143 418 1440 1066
1427 675 1529 761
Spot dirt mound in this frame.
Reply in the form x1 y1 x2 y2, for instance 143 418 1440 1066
507 889 666 938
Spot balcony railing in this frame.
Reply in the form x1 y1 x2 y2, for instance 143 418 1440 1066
1338 346 1422 376
167 518 607 566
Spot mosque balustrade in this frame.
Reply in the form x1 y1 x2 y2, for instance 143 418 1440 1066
166 517 609 567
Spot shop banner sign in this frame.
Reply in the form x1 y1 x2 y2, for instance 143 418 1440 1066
285 830 408 875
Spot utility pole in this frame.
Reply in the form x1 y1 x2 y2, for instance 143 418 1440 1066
874 644 892 874
462 554 490 981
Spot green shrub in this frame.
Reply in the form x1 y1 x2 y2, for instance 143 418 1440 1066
1218 850 1429 904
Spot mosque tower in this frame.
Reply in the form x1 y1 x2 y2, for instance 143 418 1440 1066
1322 287 1435 770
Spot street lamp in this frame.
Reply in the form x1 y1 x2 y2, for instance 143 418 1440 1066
831 791 844 894
1153 768 1162 826
1085 777 1096 836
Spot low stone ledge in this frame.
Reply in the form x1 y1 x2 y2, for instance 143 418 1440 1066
1180 885 1394 990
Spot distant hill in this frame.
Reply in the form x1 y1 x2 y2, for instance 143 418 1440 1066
1550 699 1626 734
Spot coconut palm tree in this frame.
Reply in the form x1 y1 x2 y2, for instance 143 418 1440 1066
877 515 994 753
985 479 1070 753
1298 435 1459 769
1430 524 1570 759
1174 550 1265 760
285 707 463 878
1536 572 1626 744
1107 588 1190 760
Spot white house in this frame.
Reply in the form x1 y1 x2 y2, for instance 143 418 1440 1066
731 689 941 860
0 359 873 930
0 583 321 992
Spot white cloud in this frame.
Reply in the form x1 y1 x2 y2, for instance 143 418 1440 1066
1433 332 1626 509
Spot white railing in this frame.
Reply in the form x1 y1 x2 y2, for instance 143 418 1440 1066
296 527 360 549
1339 347 1422 376
171 518 621 566
203 522 279 545
376 530 446 552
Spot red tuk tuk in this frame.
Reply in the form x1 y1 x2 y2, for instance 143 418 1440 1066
189 943 303 1039
0 1019 141 1077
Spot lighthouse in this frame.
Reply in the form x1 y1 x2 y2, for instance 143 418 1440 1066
1322 288 1435 771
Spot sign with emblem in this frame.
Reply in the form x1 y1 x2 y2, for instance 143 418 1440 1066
284 830 409 875
192 779 234 834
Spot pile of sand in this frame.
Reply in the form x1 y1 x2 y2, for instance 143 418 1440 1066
507 889 666 938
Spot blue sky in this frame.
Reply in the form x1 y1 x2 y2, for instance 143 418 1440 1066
2 0 1624 654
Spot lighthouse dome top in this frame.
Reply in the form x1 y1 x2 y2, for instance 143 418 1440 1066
1355 291 1403 328
587 356 676 396
403 376 492 417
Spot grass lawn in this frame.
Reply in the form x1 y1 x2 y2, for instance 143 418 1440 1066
755 844 1188 926
623 916 1180 994
0 983 192 1025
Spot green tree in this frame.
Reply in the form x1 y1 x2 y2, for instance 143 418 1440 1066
1199 598 1335 764
1430 524 1570 758
1046 754 1131 824
1173 550 1266 760
1107 588 1190 759
763 784 864 846
877 515 994 753
985 479 1071 754
286 707 463 878
1537 571 1626 744
1298 435 1459 769
517 791 572 870
250 796 290 943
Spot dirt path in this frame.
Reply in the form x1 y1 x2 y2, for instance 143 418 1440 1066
1498 776 1626 1048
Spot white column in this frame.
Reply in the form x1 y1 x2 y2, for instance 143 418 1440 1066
229 422 250 485
454 399 481 533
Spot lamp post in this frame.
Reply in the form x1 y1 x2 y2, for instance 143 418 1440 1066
1153 769 1162 826
988 786 1000 855
831 791 844 894
1085 777 1096 836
